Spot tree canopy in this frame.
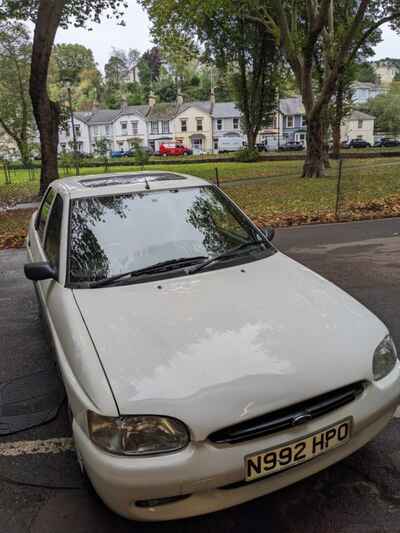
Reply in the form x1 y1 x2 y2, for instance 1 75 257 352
0 20 35 164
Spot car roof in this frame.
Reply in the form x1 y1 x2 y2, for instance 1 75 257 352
49 171 209 199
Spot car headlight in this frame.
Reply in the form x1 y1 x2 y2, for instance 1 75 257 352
373 335 398 381
87 411 190 455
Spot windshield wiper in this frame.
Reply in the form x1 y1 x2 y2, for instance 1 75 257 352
89 256 208 288
189 241 267 275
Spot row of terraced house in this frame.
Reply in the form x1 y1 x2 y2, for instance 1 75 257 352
58 93 375 155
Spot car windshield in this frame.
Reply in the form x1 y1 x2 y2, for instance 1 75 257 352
68 186 272 284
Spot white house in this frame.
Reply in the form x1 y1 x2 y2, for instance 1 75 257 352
58 104 148 155
351 82 385 104
108 104 148 151
341 110 375 145
172 99 214 153
212 102 245 152
374 60 398 85
145 96 176 152
59 112 92 154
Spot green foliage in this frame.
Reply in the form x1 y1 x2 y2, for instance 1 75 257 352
93 137 109 171
0 20 35 165
364 83 400 136
235 148 260 162
354 62 378 83
140 0 279 145
130 139 150 167
53 43 97 85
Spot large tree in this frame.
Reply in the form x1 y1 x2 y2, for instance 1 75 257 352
140 1 280 148
0 20 35 166
1 0 126 193
53 43 97 85
247 0 400 176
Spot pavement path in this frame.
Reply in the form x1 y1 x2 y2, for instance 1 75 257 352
1 217 400 533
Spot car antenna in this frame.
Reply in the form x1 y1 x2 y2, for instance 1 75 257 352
144 176 151 190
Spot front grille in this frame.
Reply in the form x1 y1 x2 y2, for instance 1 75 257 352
209 381 366 445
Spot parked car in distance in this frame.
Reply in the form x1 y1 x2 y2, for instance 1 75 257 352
111 149 135 158
256 142 268 152
342 139 371 149
159 143 192 156
278 141 304 151
374 138 400 148
25 171 400 521
217 136 244 153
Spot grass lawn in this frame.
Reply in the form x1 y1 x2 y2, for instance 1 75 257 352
1 157 400 248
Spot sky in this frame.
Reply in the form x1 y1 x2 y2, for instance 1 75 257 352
54 2 152 70
52 2 399 71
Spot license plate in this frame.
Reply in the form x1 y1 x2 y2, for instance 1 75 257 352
245 418 352 482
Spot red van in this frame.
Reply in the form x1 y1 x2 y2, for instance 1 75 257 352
159 143 192 156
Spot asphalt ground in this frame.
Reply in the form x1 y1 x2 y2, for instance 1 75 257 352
1 217 400 533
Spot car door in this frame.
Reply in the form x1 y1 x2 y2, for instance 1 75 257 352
31 191 64 311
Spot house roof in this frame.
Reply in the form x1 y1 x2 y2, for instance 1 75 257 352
279 96 305 116
348 110 375 121
74 111 94 124
123 105 148 118
212 102 241 118
178 101 212 115
87 109 122 125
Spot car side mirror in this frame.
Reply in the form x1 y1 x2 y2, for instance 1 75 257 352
24 262 57 281
263 227 275 241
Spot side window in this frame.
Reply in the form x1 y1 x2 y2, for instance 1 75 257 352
44 195 63 272
36 188 56 241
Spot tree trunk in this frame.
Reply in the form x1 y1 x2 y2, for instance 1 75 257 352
29 0 65 194
303 118 325 177
247 130 257 149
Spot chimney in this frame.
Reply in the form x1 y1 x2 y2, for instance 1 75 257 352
148 92 156 108
176 90 184 106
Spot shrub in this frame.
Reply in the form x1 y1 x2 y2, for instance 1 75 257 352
236 147 260 162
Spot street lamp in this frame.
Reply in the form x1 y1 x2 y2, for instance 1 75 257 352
65 80 79 176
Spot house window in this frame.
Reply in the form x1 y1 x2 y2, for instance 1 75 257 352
358 120 363 128
74 124 81 137
150 121 159 134
181 119 187 132
217 119 223 131
118 141 124 148
105 125 111 136
60 143 66 151
196 118 203 132
131 121 138 135
94 126 99 136
121 121 128 134
65 126 70 138
161 120 170 134
233 118 239 129
286 116 294 128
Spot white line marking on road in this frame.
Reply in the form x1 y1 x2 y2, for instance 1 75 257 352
0 438 75 457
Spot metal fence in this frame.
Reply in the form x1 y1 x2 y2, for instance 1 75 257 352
2 157 400 226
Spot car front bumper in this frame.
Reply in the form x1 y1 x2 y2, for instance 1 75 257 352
73 369 400 521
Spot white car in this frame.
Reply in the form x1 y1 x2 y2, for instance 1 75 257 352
25 171 400 521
